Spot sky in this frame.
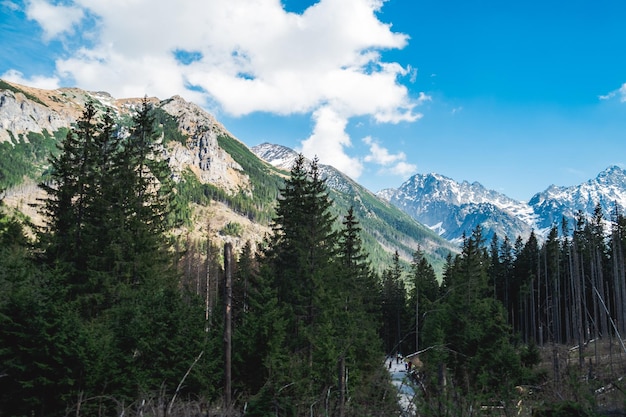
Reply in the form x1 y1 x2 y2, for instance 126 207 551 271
1 0 626 201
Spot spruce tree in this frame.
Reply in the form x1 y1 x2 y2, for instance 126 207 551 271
380 250 407 355
0 194 82 416
408 246 439 354
419 226 526 412
34 101 209 414
331 206 385 416
260 154 393 415
267 155 338 356
39 101 101 295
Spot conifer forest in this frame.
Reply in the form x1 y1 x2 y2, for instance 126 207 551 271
3 102 626 417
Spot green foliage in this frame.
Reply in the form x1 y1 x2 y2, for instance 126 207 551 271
532 401 597 417
0 101 217 416
217 134 284 222
237 155 393 416
0 129 64 189
149 106 188 145
221 221 243 237
0 207 81 416
380 251 408 354
415 226 535 414
330 187 453 276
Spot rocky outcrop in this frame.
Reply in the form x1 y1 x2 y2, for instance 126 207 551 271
160 95 250 195
0 81 251 196
0 89 72 142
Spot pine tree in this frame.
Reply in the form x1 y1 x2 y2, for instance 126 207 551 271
419 226 526 412
33 101 210 414
332 206 384 416
408 246 439 353
39 102 101 292
380 250 407 355
260 154 345 412
0 195 82 416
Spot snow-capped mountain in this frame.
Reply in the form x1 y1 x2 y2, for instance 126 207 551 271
379 166 626 243
529 165 626 232
252 142 362 194
250 142 299 172
378 173 535 243
253 141 626 244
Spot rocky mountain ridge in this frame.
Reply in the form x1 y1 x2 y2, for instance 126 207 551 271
7 79 623 266
378 167 626 243
0 80 264 252
252 142 626 244
0 80 454 272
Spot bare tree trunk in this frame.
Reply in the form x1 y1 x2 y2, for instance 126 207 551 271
572 243 585 367
224 242 233 414
530 277 541 346
338 356 346 417
205 223 213 332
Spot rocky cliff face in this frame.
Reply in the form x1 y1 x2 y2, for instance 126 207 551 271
158 96 249 194
0 81 251 196
0 80 261 250
0 88 74 142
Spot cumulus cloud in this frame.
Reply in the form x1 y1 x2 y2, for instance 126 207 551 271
16 0 427 178
301 107 363 179
388 161 417 177
599 83 626 102
26 0 84 41
2 69 60 90
363 136 416 177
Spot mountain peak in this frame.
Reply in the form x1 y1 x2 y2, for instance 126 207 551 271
597 165 626 185
251 142 299 171
381 172 535 242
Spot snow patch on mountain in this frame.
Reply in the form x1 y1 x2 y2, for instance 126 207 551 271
380 166 626 243
251 142 299 171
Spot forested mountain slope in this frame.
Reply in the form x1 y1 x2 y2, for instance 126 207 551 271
4 79 626 416
0 79 454 273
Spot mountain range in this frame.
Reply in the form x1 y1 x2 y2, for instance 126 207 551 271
0 80 455 274
377 166 626 244
252 139 626 244
2 79 625 274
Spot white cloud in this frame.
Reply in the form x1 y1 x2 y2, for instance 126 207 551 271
1 1 19 12
301 107 363 179
363 136 416 178
1 69 60 90
26 0 84 41
388 160 417 177
363 136 404 165
599 82 626 102
16 0 428 177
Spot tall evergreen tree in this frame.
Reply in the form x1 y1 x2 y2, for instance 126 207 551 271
419 226 527 414
380 250 407 355
408 246 439 354
0 200 81 416
32 101 210 415
39 101 102 294
333 206 385 416
262 154 343 411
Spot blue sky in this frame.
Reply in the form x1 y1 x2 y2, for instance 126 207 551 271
2 0 626 201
